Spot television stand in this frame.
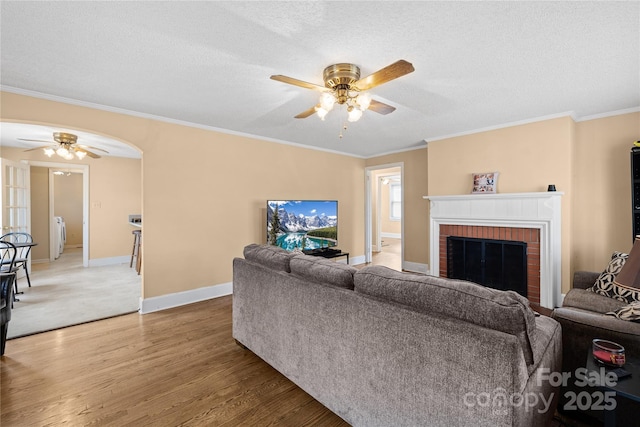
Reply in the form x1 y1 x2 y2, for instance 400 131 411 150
303 248 349 264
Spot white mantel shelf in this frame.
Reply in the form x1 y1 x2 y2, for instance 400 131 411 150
424 191 564 201
423 192 563 309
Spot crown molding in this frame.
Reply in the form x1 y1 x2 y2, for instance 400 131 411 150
575 106 640 122
0 86 366 159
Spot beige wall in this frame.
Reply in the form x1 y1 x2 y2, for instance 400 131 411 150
1 91 365 299
3 90 638 303
573 112 640 269
54 173 83 246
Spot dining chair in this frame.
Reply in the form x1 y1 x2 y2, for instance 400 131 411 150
0 233 34 296
0 242 17 355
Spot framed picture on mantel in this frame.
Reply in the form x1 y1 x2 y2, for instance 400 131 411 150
471 172 499 194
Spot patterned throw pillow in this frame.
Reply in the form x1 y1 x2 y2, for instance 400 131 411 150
588 252 630 301
607 301 640 322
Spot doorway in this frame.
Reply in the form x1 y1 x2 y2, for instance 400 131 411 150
365 163 404 270
30 161 89 266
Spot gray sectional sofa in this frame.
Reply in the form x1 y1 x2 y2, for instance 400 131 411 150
232 244 562 427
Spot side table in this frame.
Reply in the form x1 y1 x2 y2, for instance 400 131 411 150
582 352 640 427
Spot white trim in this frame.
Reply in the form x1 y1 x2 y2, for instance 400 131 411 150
6 86 638 160
575 106 640 122
403 261 429 274
139 282 233 314
364 143 428 159
426 112 577 142
381 232 401 239
424 192 563 309
1 85 365 159
349 254 366 266
88 255 130 267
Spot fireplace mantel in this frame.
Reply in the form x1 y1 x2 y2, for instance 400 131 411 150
423 192 563 308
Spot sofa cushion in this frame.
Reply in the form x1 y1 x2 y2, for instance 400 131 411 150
290 254 356 289
607 301 640 322
243 243 294 273
588 251 631 302
562 288 627 314
354 265 537 364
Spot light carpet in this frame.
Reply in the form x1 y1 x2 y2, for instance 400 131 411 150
7 248 140 339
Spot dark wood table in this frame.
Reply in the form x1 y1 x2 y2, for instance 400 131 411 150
0 241 37 301
583 352 640 427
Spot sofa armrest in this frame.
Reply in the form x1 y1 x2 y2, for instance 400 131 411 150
572 271 599 290
552 306 640 374
563 288 626 314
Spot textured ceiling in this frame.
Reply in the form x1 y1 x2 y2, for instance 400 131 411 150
1 1 638 159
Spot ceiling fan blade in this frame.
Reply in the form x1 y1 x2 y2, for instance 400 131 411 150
78 144 109 154
271 75 327 91
368 99 396 115
18 138 54 143
295 105 319 119
354 60 415 91
76 147 101 159
23 145 55 152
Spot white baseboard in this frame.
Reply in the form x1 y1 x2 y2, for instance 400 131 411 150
381 232 401 239
403 261 429 274
88 255 130 267
349 255 366 266
139 282 233 314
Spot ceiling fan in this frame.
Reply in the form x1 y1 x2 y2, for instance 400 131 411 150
19 132 108 160
271 60 414 123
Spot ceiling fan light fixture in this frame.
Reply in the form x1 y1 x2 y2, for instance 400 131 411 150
315 106 329 120
272 59 414 134
20 131 106 159
347 106 363 122
319 92 336 111
356 92 372 110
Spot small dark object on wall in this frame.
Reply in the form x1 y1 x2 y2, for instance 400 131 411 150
547 185 556 191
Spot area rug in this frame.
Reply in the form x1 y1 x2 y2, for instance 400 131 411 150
7 250 140 339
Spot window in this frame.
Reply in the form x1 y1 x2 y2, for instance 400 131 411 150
389 182 401 221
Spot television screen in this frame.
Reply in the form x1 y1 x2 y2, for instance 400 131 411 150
267 200 338 251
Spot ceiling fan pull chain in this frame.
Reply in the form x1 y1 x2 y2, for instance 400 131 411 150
339 122 348 139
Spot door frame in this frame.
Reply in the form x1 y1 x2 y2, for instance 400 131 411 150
364 162 404 266
29 161 89 267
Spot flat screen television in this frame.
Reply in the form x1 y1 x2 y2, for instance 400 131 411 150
267 200 338 251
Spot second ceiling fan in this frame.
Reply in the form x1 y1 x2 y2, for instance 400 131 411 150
271 59 414 123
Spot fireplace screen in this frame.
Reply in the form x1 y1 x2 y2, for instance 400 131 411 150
447 236 527 297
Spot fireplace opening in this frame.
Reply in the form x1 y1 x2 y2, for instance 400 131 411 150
447 236 527 297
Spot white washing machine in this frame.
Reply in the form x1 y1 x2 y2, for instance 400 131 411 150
53 216 66 259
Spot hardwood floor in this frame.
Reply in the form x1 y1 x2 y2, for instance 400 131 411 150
1 296 348 426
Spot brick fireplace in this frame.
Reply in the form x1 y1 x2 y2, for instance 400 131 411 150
439 224 541 304
424 192 563 309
